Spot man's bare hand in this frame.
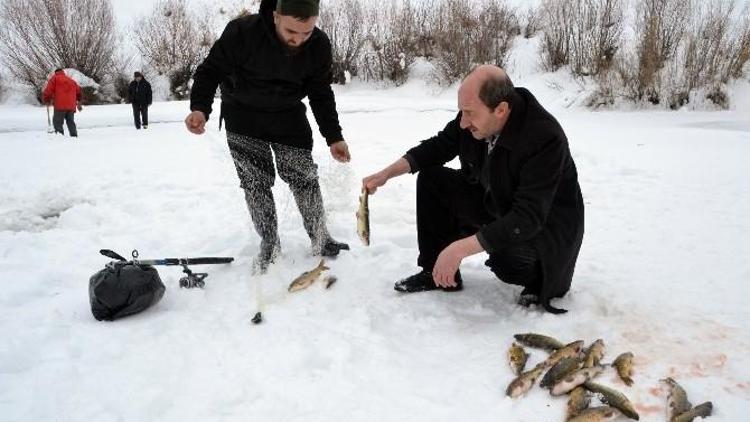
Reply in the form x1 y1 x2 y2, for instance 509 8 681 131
329 140 351 162
185 111 207 135
432 243 464 288
362 171 389 194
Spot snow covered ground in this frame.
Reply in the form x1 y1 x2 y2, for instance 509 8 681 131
1 72 749 421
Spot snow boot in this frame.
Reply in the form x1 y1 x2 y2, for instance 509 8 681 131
394 270 463 293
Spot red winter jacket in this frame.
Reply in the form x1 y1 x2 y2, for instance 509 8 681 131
42 70 82 112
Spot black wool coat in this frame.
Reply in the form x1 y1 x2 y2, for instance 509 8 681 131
406 88 585 311
128 79 152 106
190 0 342 149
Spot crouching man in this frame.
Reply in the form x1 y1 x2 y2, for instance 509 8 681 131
362 65 584 313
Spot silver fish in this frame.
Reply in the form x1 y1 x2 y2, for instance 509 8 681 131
612 352 635 386
543 340 585 369
568 406 621 422
566 386 592 421
540 356 582 389
513 333 566 351
582 339 605 368
662 377 692 421
356 189 370 246
508 342 529 376
506 364 545 398
288 260 329 292
672 401 713 422
551 365 605 396
584 381 640 420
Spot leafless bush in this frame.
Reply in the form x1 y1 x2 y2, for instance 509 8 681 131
520 6 541 39
541 0 623 75
540 0 573 71
569 0 623 76
359 1 419 85
431 0 519 85
318 0 367 84
667 1 745 108
0 0 118 99
0 73 6 102
132 0 216 99
619 0 691 103
726 5 750 80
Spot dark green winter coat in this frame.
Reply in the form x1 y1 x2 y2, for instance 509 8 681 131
405 88 585 310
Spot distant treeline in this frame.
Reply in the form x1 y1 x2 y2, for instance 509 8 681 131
1 0 748 109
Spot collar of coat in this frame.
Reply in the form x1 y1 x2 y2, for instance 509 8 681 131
487 89 527 152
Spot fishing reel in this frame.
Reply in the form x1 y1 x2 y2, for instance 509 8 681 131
178 264 208 289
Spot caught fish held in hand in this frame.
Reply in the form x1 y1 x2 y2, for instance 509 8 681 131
356 189 370 246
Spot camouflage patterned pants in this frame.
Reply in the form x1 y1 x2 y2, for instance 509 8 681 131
226 131 330 248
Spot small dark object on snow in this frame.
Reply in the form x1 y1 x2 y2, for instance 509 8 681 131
252 312 263 324
90 249 234 321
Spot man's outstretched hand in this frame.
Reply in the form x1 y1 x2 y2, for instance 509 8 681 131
329 140 351 163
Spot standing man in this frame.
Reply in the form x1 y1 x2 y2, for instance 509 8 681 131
43 68 82 137
363 66 584 314
129 71 152 129
186 0 351 273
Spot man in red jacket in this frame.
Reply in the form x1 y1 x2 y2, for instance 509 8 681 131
42 68 83 137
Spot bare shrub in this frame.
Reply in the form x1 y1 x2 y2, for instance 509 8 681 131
132 0 215 99
727 5 750 79
624 0 691 103
540 0 623 76
0 73 6 102
318 0 367 84
540 0 574 71
0 0 118 99
359 1 419 85
669 0 743 108
431 0 519 85
570 0 624 76
520 6 541 39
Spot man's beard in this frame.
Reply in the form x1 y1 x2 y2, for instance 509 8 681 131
282 41 303 55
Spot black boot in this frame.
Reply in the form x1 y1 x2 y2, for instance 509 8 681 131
319 238 350 257
394 270 463 293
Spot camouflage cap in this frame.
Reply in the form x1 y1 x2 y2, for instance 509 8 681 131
276 0 319 17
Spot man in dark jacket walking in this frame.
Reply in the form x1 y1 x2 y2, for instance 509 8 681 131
363 66 584 314
42 68 82 137
129 71 152 129
186 0 351 273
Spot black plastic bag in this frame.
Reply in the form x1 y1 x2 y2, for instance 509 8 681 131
89 261 165 321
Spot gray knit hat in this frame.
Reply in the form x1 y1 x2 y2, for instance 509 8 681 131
276 0 319 17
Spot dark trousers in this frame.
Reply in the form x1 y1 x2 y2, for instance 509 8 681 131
52 110 77 137
132 104 149 129
227 132 330 247
416 166 543 293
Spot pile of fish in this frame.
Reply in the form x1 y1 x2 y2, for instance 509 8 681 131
505 333 714 422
